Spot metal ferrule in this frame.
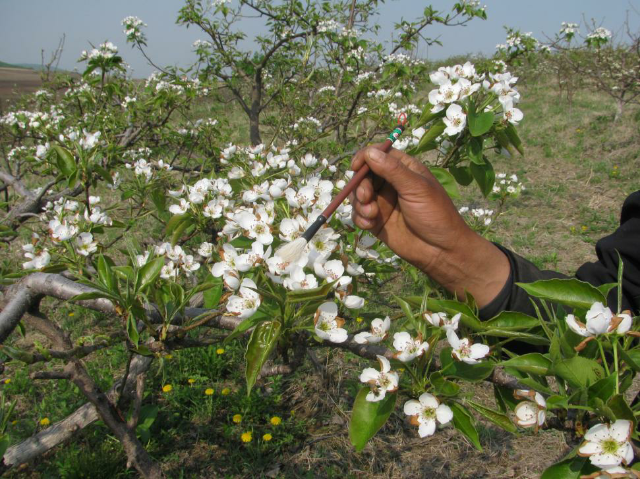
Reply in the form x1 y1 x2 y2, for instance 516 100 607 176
302 215 327 241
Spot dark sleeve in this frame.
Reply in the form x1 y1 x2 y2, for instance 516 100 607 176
479 190 640 320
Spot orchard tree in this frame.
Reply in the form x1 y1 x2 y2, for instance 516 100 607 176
154 0 487 145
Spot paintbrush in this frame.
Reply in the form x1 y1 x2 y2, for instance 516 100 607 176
275 115 407 263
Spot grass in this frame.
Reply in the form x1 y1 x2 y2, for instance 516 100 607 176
2 74 640 478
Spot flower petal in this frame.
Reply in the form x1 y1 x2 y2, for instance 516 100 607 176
418 419 437 438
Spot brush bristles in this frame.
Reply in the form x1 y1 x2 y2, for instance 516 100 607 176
275 237 307 263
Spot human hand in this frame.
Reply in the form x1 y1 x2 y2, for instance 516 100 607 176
350 145 509 307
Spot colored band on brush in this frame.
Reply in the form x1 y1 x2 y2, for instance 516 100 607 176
388 126 404 143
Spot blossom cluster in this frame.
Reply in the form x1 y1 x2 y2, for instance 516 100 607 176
79 42 119 62
586 27 612 48
428 61 523 138
383 53 424 67
21 196 113 270
458 206 494 229
122 16 147 43
491 173 525 197
352 310 490 440
0 106 65 131
560 22 579 37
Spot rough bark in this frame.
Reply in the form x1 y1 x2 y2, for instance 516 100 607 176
2 355 152 469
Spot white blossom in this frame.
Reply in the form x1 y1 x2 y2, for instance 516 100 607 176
404 393 453 437
359 355 399 402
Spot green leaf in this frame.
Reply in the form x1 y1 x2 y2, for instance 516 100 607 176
394 295 416 324
587 373 617 407
97 255 117 292
151 189 167 214
224 310 272 344
597 282 618 299
466 137 484 165
165 213 190 236
286 282 333 303
429 167 461 199
607 394 635 425
136 404 158 443
620 348 640 372
504 123 524 155
349 387 397 452
468 110 494 137
469 158 495 197
467 400 517 433
540 456 591 479
203 283 223 309
245 320 282 394
553 356 605 388
480 329 549 345
0 434 10 458
439 347 495 382
448 165 474 186
450 402 482 451
52 145 76 178
430 372 460 396
412 120 446 154
404 297 485 331
70 291 114 302
127 315 139 347
493 385 519 412
546 395 569 410
171 217 194 245
414 107 445 129
484 311 539 330
501 353 552 376
136 257 164 292
516 278 606 310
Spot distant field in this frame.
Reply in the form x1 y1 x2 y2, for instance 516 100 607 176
0 67 42 102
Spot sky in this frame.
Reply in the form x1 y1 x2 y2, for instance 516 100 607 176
1 0 638 78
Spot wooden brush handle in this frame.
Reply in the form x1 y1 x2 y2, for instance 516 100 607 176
321 138 394 219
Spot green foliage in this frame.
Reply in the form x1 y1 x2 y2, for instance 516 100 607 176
349 387 397 452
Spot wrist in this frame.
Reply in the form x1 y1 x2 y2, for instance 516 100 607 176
417 229 510 309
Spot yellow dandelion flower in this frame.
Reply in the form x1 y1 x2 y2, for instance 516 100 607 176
221 388 231 396
614 165 619 169
68 312 75 317
270 416 282 426
581 225 588 232
11 420 17 426
40 417 50 426
4 378 11 384
263 433 273 441
356 317 363 323
162 384 173 393
188 378 196 384
205 388 214 396
233 414 242 423
241 431 252 443
164 354 173 360
216 348 225 355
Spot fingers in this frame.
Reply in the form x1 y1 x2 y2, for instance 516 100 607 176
356 147 432 196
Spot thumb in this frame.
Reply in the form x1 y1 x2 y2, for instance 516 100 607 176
362 147 430 194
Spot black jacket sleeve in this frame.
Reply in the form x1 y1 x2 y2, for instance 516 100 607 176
479 190 640 320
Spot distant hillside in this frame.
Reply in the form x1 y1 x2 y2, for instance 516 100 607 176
0 61 31 69
0 61 68 72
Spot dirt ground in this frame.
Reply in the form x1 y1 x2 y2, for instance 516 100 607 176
0 67 42 102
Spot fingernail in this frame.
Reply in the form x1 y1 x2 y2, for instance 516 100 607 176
368 149 385 163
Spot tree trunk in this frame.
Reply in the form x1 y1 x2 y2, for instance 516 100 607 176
249 108 262 145
249 80 262 145
614 98 624 123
